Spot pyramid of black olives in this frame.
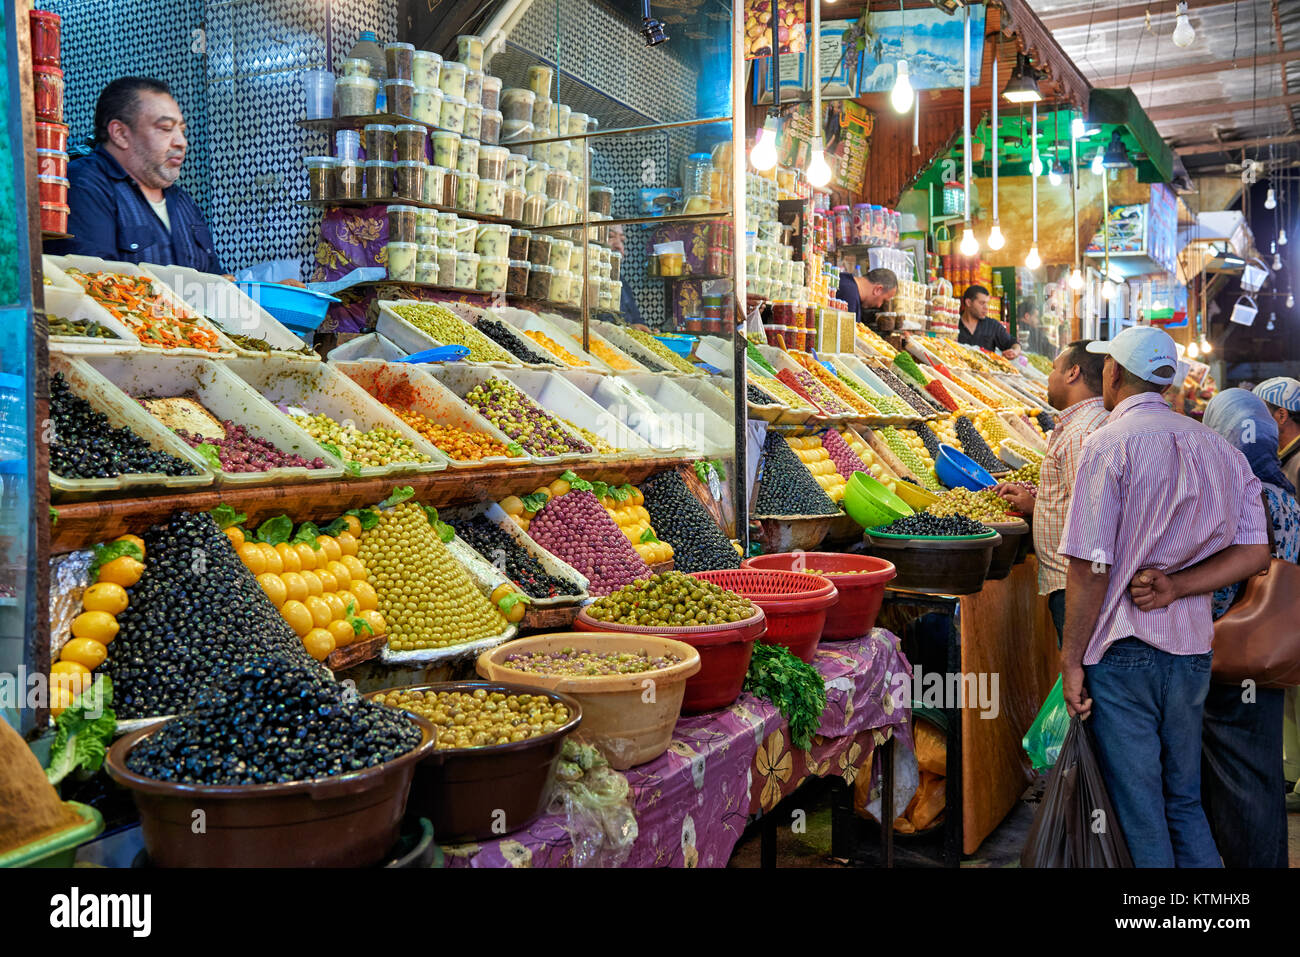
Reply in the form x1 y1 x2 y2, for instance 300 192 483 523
641 470 741 573
753 431 839 517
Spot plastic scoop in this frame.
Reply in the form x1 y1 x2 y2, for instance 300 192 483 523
395 345 471 363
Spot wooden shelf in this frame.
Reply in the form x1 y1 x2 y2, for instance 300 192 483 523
334 280 622 318
49 456 693 554
326 631 387 671
298 198 520 227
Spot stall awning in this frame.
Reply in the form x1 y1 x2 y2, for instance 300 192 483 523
1086 88 1175 185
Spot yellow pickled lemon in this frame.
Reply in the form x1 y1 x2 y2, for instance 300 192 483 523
294 541 319 571
321 592 346 621
491 583 516 605
336 532 359 557
59 637 108 671
341 514 363 537
72 610 119 644
280 600 313 638
315 568 338 592
114 534 146 558
275 542 301 573
359 609 386 637
50 664 92 699
237 542 266 575
82 582 128 615
548 478 571 498
280 571 307 604
336 589 360 616
96 555 144 588
351 581 378 611
328 618 356 648
304 595 332 629
49 684 74 718
316 535 342 563
256 573 288 607
325 560 351 586
302 628 336 661
224 525 245 548
500 495 525 517
300 569 324 597
339 555 367 582
260 542 283 574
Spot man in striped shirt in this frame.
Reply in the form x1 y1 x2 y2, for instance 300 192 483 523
1058 326 1271 868
996 340 1109 645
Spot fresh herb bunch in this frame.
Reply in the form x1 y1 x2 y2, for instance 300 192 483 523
743 643 827 751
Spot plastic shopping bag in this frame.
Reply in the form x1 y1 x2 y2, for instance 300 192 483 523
1022 674 1069 771
1021 716 1133 868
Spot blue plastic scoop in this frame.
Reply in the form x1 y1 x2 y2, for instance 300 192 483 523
394 345 471 363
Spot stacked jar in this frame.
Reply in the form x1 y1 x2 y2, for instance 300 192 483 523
31 9 68 233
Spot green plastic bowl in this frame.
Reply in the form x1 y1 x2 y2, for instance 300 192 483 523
843 472 913 529
0 801 103 868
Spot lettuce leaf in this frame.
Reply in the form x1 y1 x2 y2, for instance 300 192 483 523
46 676 116 786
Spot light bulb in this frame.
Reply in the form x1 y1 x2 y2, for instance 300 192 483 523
1172 2 1195 48
1268 312 1277 331
1072 117 1084 139
890 60 914 113
1091 150 1104 175
1069 268 1084 290
1281 228 1289 246
1025 245 1041 269
1289 293 1296 309
1029 151 1043 177
987 223 1005 250
1187 340 1200 358
1266 187 1277 210
750 116 779 171
807 137 832 188
1049 166 1062 186
959 227 980 257
1274 253 1284 271
1199 336 1212 355
1102 279 1116 300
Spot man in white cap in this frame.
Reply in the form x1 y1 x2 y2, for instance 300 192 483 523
1253 376 1300 492
1056 325 1271 868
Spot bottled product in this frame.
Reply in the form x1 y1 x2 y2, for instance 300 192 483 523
532 96 552 130
507 260 530 296
474 223 510 258
395 123 425 162
456 138 480 175
440 95 467 133
504 153 527 188
503 186 525 221
456 171 480 211
464 70 484 106
477 256 508 293
387 242 417 281
477 145 509 181
363 123 395 159
522 192 545 227
480 108 502 146
476 178 506 217
609 250 621 281
567 111 590 137
387 204 418 244
423 164 448 206
454 251 480 289
431 130 460 169
454 218 477 253
589 184 613 217
364 159 393 199
437 249 458 286
528 233 554 266
508 229 530 260
527 65 553 98
412 85 443 124
439 60 468 97
550 270 571 303
482 75 502 111
545 167 571 202
549 238 574 270
527 263 554 299
335 75 378 115
456 35 485 71
682 151 711 198
524 160 550 195
500 87 535 123
347 31 387 84
416 260 438 284
394 160 424 200
464 104 483 142
385 78 414 117
341 56 371 78
385 42 415 80
416 228 437 254
334 159 363 200
412 50 441 88
501 120 534 144
305 156 336 201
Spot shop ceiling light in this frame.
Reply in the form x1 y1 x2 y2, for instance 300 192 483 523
1049 159 1065 186
1091 149 1105 176
807 135 832 187
1069 267 1085 290
1171 1 1195 48
1002 52 1042 104
641 0 668 45
1071 116 1100 139
1025 245 1041 269
1268 312 1277 330
1102 130 1131 169
1199 335 1212 354
1275 252 1284 270
1102 279 1116 300
987 222 1005 250
1266 187 1277 210
750 112 779 171
1287 293 1295 308
891 60 914 113
960 226 980 256
1281 227 1289 246
1187 339 1200 358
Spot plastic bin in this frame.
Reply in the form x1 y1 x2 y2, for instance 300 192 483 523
543 313 655 373
236 281 339 336
490 308 613 371
604 370 733 455
676 375 737 424
375 299 517 368
142 263 318 361
331 358 533 468
82 353 345 488
223 355 449 478
44 284 141 355
742 552 896 640
691 568 837 663
469 306 585 370
49 353 215 501
0 801 103 868
500 366 649 461
592 319 704 377
553 368 684 457
326 332 408 362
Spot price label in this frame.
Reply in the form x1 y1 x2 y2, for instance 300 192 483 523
707 468 722 500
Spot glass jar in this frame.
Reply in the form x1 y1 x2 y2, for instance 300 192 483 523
386 204 418 244
454 251 480 289
464 103 483 142
305 156 336 201
477 256 508 293
523 192 545 227
454 217 477 253
423 164 449 206
832 205 852 247
336 76 379 116
474 223 510 258
456 138 480 176
476 178 506 217
412 50 442 88
412 86 443 125
502 186 525 222
394 124 425 163
439 60 468 98
341 57 371 78
394 161 424 201
456 34 485 71
334 159 363 200
527 263 554 299
479 108 502 146
430 130 460 170
363 123 395 160
437 248 458 286
385 78 414 118
364 160 394 199
851 204 870 244
439 94 467 133
386 242 417 281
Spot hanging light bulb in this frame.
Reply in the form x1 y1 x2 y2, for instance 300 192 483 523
1268 312 1277 331
1199 335 1212 355
1187 340 1200 359
1025 245 1041 269
1172 1 1196 48
891 60 914 113
1049 160 1063 186
987 222 1005 250
1288 293 1296 309
1274 252 1284 271
807 135 832 188
1266 187 1277 210
1069 267 1085 290
750 113 779 171
1029 150 1043 177
960 226 980 256
1072 116 1084 139
1091 150 1105 176
1280 227 1289 246
1102 279 1116 300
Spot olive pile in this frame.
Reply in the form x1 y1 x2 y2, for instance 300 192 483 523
912 421 942 460
753 430 839 516
175 422 328 473
374 687 569 749
125 656 421 784
290 412 433 467
49 315 118 339
870 365 944 417
1006 462 1040 486
925 487 1011 522
50 372 197 480
357 502 508 651
464 377 592 457
748 383 777 405
502 648 682 676
452 515 580 598
640 470 741 572
392 302 514 363
954 416 1011 474
585 572 755 627
1036 411 1056 434
106 511 320 719
526 490 649 595
476 316 559 366
875 513 993 537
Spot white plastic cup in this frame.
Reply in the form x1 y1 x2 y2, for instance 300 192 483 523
335 129 361 163
302 70 334 120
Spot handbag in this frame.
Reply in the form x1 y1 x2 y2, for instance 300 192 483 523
1211 497 1300 687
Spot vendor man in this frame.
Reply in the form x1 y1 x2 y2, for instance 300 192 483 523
45 77 222 273
957 284 1020 358
836 267 898 327
1254 376 1300 491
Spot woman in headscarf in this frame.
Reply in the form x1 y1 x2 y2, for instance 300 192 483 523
1201 388 1300 867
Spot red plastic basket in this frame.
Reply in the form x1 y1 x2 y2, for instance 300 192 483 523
742 553 896 640
690 569 838 663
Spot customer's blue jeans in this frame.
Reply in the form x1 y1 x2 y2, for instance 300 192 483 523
1047 590 1065 648
1084 637 1221 868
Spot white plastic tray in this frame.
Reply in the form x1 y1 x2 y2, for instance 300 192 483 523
543 313 656 373
49 353 216 502
326 332 408 362
598 370 734 456
375 299 518 368
491 308 614 372
140 262 319 362
41 256 82 291
826 356 915 426
501 367 651 461
676 375 739 424
45 284 141 355
694 335 735 375
43 254 241 359
331 358 535 468
591 319 703 376
82 352 345 487
554 369 686 457
756 346 856 424
223 355 449 478
471 307 574 370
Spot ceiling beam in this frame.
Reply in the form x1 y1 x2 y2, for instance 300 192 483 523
1040 0 1234 32
1176 133 1300 155
1089 49 1300 87
1272 0 1295 134
1146 92 1300 122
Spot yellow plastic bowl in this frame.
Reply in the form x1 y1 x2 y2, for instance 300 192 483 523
893 480 941 511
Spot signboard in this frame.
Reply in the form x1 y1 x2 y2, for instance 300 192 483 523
744 0 807 60
753 20 862 102
775 101 873 191
859 6 985 93
1087 204 1148 254
1147 183 1178 275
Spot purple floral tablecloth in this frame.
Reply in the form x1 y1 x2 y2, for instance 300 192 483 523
441 628 913 868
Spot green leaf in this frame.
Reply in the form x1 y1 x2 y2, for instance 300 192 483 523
341 459 362 477
435 520 455 543
49 506 58 524
522 492 549 514
639 528 660 544
322 517 347 537
570 476 594 493
319 441 345 462
506 441 524 457
195 443 222 471
421 504 440 527
379 486 415 509
291 521 323 548
559 469 579 483
694 461 709 484
610 484 632 502
89 539 144 579
209 503 247 530
46 675 116 786
498 592 532 613
590 480 610 500
254 515 293 546
743 644 826 751
347 508 380 531
710 459 727 481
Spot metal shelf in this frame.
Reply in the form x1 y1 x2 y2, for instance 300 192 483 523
531 210 732 233
297 198 519 227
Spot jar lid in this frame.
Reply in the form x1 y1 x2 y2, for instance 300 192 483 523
414 85 442 94
530 264 555 273
459 170 480 180
590 184 614 194
386 78 415 87
394 160 425 168
427 164 449 173
482 108 503 120
364 159 395 167
413 50 442 61
443 95 467 105
304 155 339 166
511 228 531 236
482 75 502 88
443 60 469 73
502 87 535 100
479 178 506 186
337 75 378 87
507 152 528 163
395 123 425 133
458 251 481 260
431 128 461 139
364 122 397 132
387 41 416 50
456 33 484 45
479 144 509 156
387 241 418 248
38 174 69 186
341 56 370 68
509 259 530 267
479 256 508 264
459 137 480 149
388 204 420 213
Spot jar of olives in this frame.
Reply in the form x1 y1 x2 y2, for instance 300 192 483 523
305 156 336 201
363 123 396 160
527 263 554 300
364 159 394 200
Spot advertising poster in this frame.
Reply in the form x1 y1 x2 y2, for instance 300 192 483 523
775 101 873 191
744 0 806 60
858 6 985 93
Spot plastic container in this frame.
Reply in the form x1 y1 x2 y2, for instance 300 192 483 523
326 332 407 362
479 107 502 145
83 353 343 487
33 64 64 121
412 50 442 88
38 174 67 206
455 137 480 175
506 259 530 296
364 159 393 200
334 159 363 200
224 354 448 477
29 9 61 66
463 70 484 106
453 218 476 253
507 228 531 261
386 241 418 281
393 160 424 200
456 34 485 71
304 156 336 201
743 553 897 640
340 56 372 78
48 352 215 501
574 607 767 714
394 123 426 162
527 64 553 98
233 281 340 336
422 163 448 206
473 222 510 258
439 94 467 133
302 69 334 120
385 78 414 117
691 569 837 664
430 129 460 170
43 282 141 355
35 120 67 152
504 153 528 188
843 471 913 529
104 712 435 867
478 145 509 183
369 681 577 842
984 518 1030 581
475 178 505 216
476 256 508 293
576 368 725 452
439 59 468 97
385 41 415 81
335 75 379 116
527 263 554 299
437 248 458 286
363 122 395 158
501 119 535 145
455 170 479 212
464 103 483 142
478 634 699 770
935 444 997 491
412 84 443 125
864 529 1000 595
502 186 525 221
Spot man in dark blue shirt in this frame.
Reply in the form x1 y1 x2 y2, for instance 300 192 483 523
836 267 897 327
44 77 223 274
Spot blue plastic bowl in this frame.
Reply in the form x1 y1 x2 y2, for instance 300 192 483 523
654 333 697 358
236 281 340 336
935 444 997 491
